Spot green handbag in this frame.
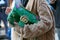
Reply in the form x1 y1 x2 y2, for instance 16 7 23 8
7 5 39 28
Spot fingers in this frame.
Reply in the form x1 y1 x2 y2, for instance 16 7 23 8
5 7 11 15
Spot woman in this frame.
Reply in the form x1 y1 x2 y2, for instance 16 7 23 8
6 0 55 40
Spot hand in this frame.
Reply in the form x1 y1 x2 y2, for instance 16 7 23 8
5 7 11 15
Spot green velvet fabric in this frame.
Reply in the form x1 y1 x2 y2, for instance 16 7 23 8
7 6 38 28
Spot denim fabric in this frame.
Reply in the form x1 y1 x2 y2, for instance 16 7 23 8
0 12 8 34
0 0 8 34
54 0 60 28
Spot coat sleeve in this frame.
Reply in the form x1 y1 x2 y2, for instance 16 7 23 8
23 1 53 38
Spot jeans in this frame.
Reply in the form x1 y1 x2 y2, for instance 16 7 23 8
0 12 8 34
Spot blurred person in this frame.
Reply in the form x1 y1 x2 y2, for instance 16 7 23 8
0 0 9 36
53 0 60 40
6 0 55 40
